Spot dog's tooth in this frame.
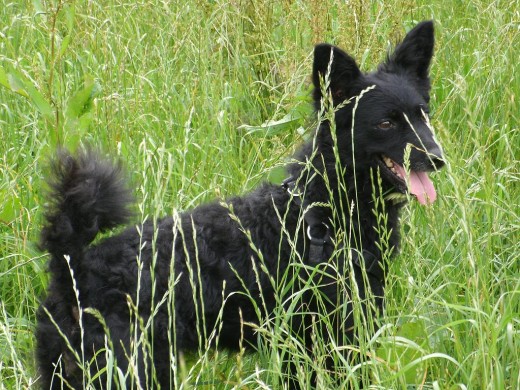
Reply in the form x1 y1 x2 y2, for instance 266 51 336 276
383 156 394 168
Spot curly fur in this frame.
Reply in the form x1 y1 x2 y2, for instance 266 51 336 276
36 21 444 389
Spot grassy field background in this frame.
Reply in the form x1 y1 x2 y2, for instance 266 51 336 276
1 0 518 388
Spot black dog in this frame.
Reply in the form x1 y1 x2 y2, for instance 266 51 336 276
36 20 444 389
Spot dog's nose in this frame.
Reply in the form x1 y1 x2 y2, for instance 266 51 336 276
427 145 445 169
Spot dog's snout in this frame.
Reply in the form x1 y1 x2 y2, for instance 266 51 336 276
411 142 445 170
431 155 445 170
427 144 445 169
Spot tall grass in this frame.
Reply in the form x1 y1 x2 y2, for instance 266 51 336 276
1 0 518 388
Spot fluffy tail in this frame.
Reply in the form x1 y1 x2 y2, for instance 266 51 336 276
40 148 133 276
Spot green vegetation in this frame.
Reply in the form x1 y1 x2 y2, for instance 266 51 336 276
1 0 518 388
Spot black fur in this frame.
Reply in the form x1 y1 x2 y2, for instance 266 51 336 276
36 21 444 389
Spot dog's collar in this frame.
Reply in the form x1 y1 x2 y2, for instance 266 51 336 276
281 176 384 282
282 176 303 199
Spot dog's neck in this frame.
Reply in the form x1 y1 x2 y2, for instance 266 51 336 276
287 129 404 258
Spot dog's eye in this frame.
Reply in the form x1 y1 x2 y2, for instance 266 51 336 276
378 120 394 130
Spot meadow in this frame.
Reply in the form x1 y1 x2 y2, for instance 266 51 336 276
0 0 518 388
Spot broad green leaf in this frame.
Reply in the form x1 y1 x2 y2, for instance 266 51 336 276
376 321 430 385
59 34 72 57
20 77 53 119
6 73 28 98
65 2 76 31
64 78 102 146
238 114 301 136
0 65 9 90
31 0 44 13
65 78 101 121
0 191 21 223
59 3 76 57
3 66 53 118
268 165 287 185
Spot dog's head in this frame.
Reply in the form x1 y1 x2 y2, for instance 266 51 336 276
312 21 444 205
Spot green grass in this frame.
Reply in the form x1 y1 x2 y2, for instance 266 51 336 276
1 0 518 388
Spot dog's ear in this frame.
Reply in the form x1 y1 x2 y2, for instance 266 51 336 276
312 44 361 106
383 20 435 82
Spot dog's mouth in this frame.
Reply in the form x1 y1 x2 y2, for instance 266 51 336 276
379 155 437 205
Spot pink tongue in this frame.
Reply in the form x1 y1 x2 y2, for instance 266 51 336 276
393 163 437 205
